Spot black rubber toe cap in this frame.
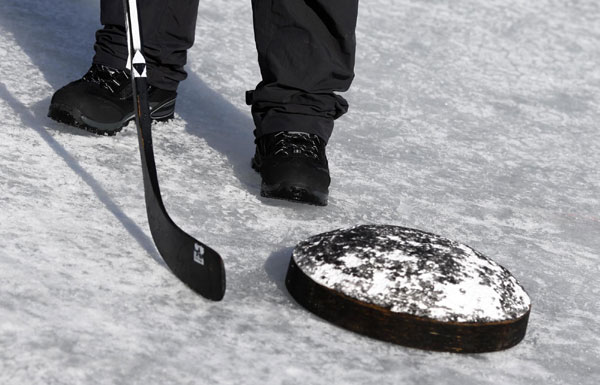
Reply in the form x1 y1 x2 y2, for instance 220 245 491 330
50 80 127 124
260 157 330 193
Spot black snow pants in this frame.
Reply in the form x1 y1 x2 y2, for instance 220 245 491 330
93 0 359 142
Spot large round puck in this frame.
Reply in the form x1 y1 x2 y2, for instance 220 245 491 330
285 225 531 353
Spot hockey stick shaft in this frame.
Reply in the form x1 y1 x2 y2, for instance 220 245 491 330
124 0 226 300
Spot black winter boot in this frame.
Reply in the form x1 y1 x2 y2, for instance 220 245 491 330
48 64 176 135
252 131 330 206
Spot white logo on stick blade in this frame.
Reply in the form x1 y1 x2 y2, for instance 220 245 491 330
193 243 205 265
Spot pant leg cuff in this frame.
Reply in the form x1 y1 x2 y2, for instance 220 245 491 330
254 112 334 143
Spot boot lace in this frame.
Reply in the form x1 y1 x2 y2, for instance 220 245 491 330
83 64 130 93
270 131 324 161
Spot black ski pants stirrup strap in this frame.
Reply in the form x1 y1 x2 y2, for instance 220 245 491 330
93 0 359 141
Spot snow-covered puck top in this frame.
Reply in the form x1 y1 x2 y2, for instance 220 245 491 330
292 225 531 323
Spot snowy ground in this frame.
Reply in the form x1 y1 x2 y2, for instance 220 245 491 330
1 0 599 384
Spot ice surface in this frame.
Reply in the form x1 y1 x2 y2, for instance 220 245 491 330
1 0 599 384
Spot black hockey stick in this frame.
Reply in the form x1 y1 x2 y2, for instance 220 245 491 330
124 0 225 301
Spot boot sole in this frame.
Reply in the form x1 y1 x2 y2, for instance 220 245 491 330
260 183 328 206
252 157 329 206
48 98 176 136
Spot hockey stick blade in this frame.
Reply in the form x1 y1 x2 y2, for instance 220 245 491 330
124 0 226 301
